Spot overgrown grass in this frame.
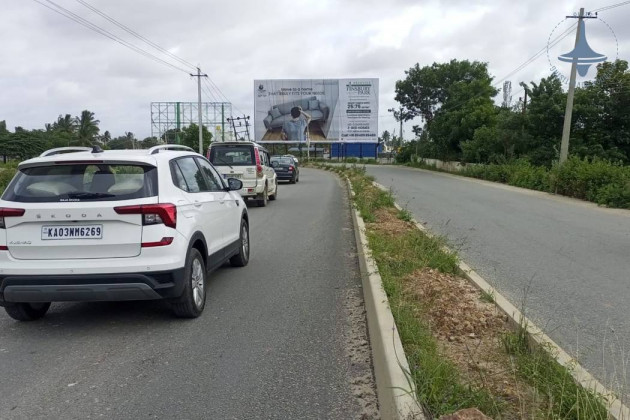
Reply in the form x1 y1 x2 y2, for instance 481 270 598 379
501 324 609 420
397 207 413 222
313 162 611 419
479 289 495 304
342 164 502 416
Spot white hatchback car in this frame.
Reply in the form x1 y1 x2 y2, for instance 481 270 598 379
0 145 249 321
208 142 277 207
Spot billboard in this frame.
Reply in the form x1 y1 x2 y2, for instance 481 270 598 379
254 78 378 143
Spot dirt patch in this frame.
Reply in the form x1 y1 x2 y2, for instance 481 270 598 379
370 207 414 236
369 207 543 419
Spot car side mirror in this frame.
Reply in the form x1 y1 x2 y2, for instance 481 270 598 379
226 178 243 191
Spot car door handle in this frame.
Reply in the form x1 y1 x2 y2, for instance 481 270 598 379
193 200 202 207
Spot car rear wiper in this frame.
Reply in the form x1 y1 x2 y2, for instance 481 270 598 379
66 192 115 199
213 156 233 169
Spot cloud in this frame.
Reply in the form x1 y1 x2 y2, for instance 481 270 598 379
0 0 627 139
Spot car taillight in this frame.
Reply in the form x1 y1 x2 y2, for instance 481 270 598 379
0 208 25 229
141 237 174 248
254 148 263 177
288 165 295 172
114 204 177 229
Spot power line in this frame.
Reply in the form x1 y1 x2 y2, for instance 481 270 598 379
33 0 190 74
592 0 630 12
74 0 197 72
76 0 244 114
202 78 246 116
493 22 577 87
36 0 243 117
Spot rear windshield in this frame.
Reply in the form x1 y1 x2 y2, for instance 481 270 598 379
271 157 293 165
2 163 158 203
209 146 255 166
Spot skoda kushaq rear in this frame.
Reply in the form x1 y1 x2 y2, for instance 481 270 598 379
0 152 184 320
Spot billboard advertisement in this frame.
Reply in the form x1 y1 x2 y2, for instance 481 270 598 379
254 78 378 143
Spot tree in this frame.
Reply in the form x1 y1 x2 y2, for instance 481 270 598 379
53 114 77 135
572 60 630 163
140 136 159 148
394 59 497 160
107 136 133 150
0 127 48 160
379 130 391 147
180 124 212 153
521 75 566 166
75 110 100 146
463 107 529 163
99 130 111 144
124 132 137 149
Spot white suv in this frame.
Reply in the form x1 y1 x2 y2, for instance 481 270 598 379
208 142 277 206
0 145 249 321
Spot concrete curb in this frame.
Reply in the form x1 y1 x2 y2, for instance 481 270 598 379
373 182 630 420
346 177 426 420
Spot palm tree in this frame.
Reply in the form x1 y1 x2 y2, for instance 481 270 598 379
101 130 111 144
124 132 136 149
53 114 77 134
75 110 100 146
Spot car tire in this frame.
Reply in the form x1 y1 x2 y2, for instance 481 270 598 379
230 219 250 267
4 302 51 321
257 186 268 207
269 181 277 201
171 248 206 318
296 174 300 183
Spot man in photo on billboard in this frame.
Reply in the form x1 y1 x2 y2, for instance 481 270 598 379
281 106 311 142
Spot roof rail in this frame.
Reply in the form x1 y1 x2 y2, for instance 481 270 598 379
148 145 195 155
40 147 92 157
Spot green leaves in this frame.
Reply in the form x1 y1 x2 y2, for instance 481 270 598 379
395 59 498 160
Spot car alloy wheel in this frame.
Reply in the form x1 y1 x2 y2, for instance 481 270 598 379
191 258 205 309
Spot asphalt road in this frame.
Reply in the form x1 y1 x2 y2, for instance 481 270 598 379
0 168 379 420
365 164 630 394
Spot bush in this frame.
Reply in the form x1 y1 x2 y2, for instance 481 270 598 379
455 157 629 208
0 163 18 194
549 157 630 207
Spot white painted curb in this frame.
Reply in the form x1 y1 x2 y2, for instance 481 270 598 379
346 178 426 420
373 181 630 420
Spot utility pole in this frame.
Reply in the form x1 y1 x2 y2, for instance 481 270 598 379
190 67 208 154
522 90 528 115
399 108 404 145
221 103 225 142
559 8 594 164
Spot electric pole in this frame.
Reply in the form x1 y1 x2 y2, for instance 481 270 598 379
559 8 594 164
190 67 208 154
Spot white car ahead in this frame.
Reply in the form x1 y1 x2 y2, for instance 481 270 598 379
0 145 249 321
208 141 277 207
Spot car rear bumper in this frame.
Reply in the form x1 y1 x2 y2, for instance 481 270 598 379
0 268 186 304
238 182 264 197
275 172 295 180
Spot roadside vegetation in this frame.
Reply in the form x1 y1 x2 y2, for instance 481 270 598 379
371 58 630 210
0 114 212 162
400 157 630 209
0 161 18 192
310 161 610 419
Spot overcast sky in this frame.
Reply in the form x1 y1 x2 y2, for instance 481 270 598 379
1 0 628 140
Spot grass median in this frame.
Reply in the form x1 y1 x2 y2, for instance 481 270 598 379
311 162 609 419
